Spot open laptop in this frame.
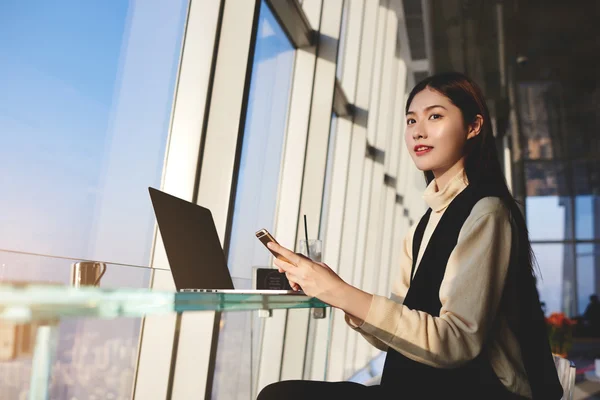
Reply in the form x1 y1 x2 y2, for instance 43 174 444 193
148 187 297 294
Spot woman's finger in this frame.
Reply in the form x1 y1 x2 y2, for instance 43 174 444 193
267 242 302 265
285 272 300 286
274 258 295 271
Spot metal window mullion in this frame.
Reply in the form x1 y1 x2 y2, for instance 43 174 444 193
531 239 600 245
255 0 323 393
310 1 363 378
370 184 397 362
375 1 397 151
346 156 374 372
279 0 344 381
361 2 399 339
379 186 398 297
171 0 261 399
323 0 367 382
265 0 316 48
351 0 390 372
133 1 224 399
333 78 353 117
335 0 379 379
387 60 408 177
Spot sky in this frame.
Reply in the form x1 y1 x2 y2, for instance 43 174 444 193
0 1 187 395
0 0 188 269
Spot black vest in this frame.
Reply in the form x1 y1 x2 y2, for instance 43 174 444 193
378 184 563 399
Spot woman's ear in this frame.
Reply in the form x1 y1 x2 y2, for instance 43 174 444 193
466 115 483 140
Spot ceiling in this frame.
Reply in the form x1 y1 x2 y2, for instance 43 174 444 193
424 0 600 196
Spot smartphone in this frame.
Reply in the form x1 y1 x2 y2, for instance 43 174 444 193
255 229 292 264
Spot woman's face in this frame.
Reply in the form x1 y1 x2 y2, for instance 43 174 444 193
405 87 479 176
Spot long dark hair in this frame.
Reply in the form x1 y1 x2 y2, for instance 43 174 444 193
405 72 537 280
405 72 565 399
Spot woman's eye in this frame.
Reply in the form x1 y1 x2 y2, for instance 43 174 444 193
406 118 416 125
429 114 442 120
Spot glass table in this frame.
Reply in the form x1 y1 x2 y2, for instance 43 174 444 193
0 283 329 400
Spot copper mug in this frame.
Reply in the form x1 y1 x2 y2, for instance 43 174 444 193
71 261 106 287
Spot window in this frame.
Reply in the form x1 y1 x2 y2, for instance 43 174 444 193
0 1 188 398
226 1 295 283
577 243 597 315
576 195 599 240
211 1 295 399
0 1 188 267
526 196 571 241
533 243 575 316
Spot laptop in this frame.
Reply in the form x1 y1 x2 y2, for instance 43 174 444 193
148 187 298 294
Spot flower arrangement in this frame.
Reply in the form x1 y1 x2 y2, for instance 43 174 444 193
546 312 577 357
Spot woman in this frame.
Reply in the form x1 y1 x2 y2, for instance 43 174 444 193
258 73 563 399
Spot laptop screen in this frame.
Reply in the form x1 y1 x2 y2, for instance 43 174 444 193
148 187 235 290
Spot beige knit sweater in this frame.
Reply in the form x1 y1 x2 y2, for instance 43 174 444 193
345 169 532 398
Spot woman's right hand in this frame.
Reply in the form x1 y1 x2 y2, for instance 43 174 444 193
278 265 300 291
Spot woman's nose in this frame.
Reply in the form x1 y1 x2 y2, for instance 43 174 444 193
412 125 426 140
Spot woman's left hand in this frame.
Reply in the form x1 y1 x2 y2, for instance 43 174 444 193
267 241 347 302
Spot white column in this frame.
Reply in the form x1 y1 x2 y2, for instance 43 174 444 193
350 0 390 372
255 0 323 394
171 0 260 398
280 0 344 381
133 1 223 399
323 0 366 383
336 0 380 379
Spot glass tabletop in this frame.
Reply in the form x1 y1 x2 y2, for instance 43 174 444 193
0 283 329 323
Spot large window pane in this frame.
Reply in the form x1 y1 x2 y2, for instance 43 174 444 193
0 250 152 399
526 196 572 241
0 1 188 398
533 243 576 316
576 195 600 240
0 1 188 267
212 2 295 399
577 243 598 316
226 1 295 282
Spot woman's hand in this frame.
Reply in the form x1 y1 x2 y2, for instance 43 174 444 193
267 242 346 302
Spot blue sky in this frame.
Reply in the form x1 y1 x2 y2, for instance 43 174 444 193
0 0 188 267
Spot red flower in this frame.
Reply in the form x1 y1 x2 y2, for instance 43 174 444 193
546 312 576 328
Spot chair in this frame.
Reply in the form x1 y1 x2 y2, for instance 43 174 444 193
553 354 576 400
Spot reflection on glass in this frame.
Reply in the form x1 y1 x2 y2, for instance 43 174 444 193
533 243 576 316
572 159 600 197
524 162 568 197
518 83 556 161
577 243 600 316
526 196 572 241
0 251 152 399
0 1 188 268
0 322 36 362
212 2 295 399
211 311 263 400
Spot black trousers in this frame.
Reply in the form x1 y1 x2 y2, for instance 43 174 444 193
256 380 529 400
257 380 382 400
